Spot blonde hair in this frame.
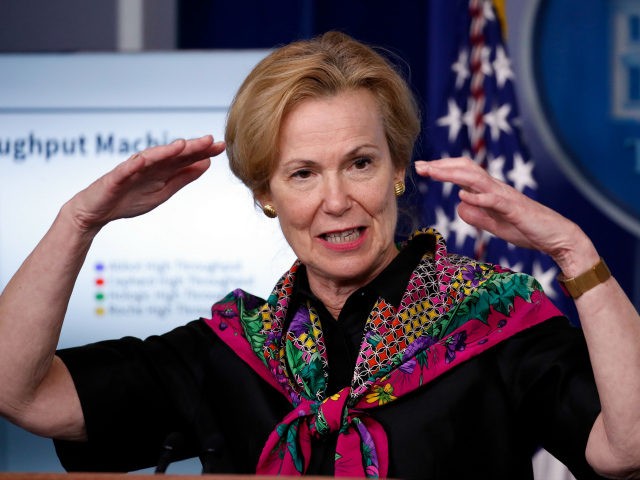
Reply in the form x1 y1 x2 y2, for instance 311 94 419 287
225 31 421 198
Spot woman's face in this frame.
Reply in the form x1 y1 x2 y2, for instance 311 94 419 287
260 89 404 291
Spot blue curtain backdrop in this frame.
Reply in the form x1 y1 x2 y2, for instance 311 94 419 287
177 0 638 314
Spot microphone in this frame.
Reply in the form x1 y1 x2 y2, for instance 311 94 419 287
200 433 225 474
154 431 185 474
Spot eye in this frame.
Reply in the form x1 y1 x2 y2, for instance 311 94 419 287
353 157 372 169
291 168 313 179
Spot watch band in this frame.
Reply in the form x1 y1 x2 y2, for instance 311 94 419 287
557 257 611 299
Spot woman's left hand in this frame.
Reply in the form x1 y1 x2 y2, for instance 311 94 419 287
414 157 591 274
418 157 640 478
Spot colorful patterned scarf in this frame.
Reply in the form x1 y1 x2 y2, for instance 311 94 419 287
203 229 562 477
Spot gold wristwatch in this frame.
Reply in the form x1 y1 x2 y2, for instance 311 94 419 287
557 257 611 299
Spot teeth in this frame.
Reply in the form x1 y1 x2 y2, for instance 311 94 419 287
324 228 360 243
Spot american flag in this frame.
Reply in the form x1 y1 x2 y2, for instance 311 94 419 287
417 0 571 312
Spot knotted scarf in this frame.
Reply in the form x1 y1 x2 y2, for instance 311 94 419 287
203 229 561 477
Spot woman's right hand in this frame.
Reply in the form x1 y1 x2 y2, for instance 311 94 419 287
68 135 225 234
0 135 224 440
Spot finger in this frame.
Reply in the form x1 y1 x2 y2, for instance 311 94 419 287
429 161 487 187
458 185 517 215
107 156 212 219
416 158 526 221
457 202 499 232
415 157 475 174
99 141 192 193
415 158 490 191
161 158 212 199
138 137 191 163
145 137 215 193
135 135 221 167
120 136 221 183
457 202 530 248
104 140 189 187
175 135 225 160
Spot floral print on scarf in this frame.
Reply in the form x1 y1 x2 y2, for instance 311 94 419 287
204 228 562 477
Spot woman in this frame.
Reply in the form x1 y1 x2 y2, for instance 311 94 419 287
0 32 639 479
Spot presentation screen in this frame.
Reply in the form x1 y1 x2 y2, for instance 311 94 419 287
0 51 296 349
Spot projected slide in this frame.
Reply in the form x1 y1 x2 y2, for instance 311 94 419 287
0 51 296 348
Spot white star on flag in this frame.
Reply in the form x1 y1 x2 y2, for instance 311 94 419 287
437 98 464 142
482 0 496 21
462 98 477 131
484 102 512 141
493 46 514 88
532 261 559 299
441 181 455 198
507 153 538 192
449 211 478 249
487 155 506 182
479 45 493 76
452 49 470 88
433 206 452 239
500 257 524 273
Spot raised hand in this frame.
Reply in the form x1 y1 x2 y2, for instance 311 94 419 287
0 134 225 440
414 157 590 270
68 135 225 233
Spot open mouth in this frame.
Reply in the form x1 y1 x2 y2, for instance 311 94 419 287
321 227 364 244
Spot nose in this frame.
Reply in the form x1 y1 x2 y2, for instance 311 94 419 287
321 174 351 216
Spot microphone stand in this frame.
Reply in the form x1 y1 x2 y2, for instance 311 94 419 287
155 432 185 474
200 433 224 474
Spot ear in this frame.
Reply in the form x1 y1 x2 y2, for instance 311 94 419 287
393 166 407 184
255 192 273 209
